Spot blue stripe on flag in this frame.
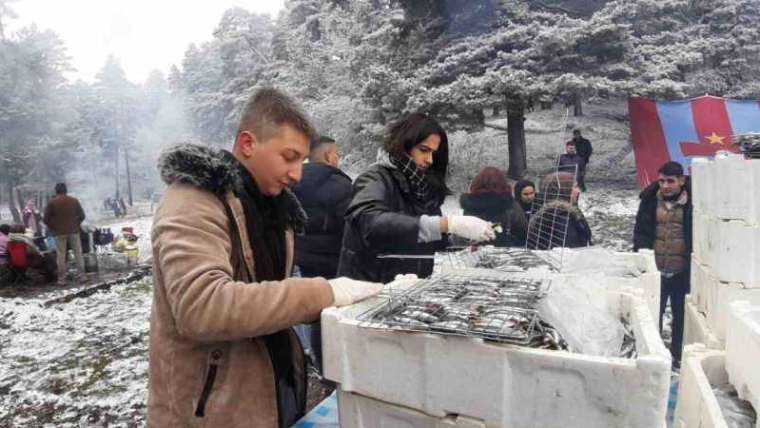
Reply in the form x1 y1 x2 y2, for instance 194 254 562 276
656 101 700 169
725 100 760 136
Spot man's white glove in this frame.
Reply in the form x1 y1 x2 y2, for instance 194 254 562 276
447 215 496 242
328 277 385 307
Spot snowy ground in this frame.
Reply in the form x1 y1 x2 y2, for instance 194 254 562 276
0 214 154 427
0 180 646 426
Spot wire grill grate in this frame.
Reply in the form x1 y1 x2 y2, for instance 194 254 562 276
357 273 563 347
434 246 556 274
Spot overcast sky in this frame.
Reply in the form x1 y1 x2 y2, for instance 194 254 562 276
9 0 286 84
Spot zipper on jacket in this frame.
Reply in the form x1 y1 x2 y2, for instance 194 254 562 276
194 349 222 417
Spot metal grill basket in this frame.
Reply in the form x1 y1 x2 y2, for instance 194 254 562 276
357 273 552 346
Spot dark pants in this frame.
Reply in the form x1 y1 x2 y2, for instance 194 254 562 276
659 270 690 365
578 166 587 191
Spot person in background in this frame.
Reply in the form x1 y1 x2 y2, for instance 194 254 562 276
148 87 383 428
558 140 586 188
0 224 11 284
568 129 593 191
43 182 86 285
527 171 591 249
290 135 352 374
292 136 351 279
23 200 43 237
7 225 57 282
633 161 692 369
460 167 527 247
111 198 122 218
337 113 495 283
118 197 127 217
514 179 536 225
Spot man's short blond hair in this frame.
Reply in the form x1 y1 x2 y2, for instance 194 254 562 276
237 88 317 143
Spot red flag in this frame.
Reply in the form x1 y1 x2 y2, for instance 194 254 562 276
629 96 756 188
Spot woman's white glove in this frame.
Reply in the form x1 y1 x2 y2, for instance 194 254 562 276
447 215 496 242
328 277 385 306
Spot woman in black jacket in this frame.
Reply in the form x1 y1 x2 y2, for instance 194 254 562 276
460 167 527 247
337 113 495 282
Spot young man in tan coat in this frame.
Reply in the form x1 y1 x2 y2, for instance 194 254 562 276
148 88 383 427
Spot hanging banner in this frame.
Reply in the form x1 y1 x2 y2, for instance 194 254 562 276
628 95 759 187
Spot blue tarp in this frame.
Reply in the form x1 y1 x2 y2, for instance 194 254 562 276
293 391 338 428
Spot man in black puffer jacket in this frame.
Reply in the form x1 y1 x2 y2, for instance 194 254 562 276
291 136 352 279
291 135 352 375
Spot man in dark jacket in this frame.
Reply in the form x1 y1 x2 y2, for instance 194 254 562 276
558 140 586 187
43 182 86 285
633 161 692 368
568 129 593 190
290 136 352 374
291 136 352 279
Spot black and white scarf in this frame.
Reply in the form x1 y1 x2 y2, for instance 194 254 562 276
390 153 429 202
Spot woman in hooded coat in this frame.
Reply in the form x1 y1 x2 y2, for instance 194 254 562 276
460 167 527 247
337 113 495 282
526 171 592 250
513 179 536 225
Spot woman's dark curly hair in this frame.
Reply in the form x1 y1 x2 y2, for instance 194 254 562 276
383 113 451 196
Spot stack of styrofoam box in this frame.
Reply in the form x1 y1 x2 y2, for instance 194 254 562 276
725 301 760 426
673 344 748 428
683 295 722 351
322 284 671 428
686 155 760 350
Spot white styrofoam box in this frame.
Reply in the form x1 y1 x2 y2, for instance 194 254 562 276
726 301 760 417
683 295 723 350
322 290 671 428
335 389 670 428
673 345 733 428
691 157 712 215
705 214 721 270
606 271 660 323
692 258 711 315
714 155 760 225
438 248 662 322
548 248 661 322
338 389 487 428
693 212 712 265
548 248 658 278
707 219 760 286
702 272 760 343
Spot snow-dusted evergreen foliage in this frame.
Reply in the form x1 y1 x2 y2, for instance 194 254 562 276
171 0 759 150
2 0 759 216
